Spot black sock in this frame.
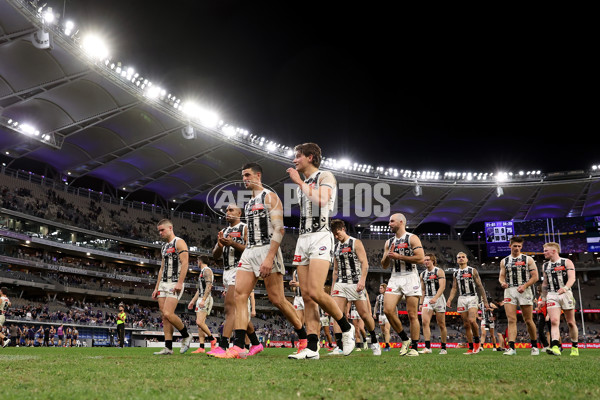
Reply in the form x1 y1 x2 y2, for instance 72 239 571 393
441 342 446 350
307 334 319 351
336 316 352 332
233 329 246 349
165 340 172 350
385 342 390 348
398 330 409 341
509 341 515 349
531 340 537 348
335 333 343 349
411 341 418 351
179 326 189 338
369 330 378 344
572 342 578 348
247 331 260 346
551 339 559 348
474 336 480 344
207 335 214 341
295 327 307 340
469 342 473 350
220 336 229 349
425 340 431 349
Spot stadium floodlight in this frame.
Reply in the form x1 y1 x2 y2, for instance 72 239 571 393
496 186 504 197
81 34 110 60
181 124 195 140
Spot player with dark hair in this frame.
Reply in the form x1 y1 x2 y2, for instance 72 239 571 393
329 219 381 356
215 163 307 359
419 253 447 354
152 219 192 355
499 236 539 355
373 283 391 351
446 252 490 355
189 255 217 353
287 144 355 359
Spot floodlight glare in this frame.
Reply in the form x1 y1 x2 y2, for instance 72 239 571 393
82 34 110 60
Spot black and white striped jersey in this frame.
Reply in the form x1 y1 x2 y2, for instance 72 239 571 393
543 258 572 292
375 293 384 315
297 170 336 235
454 266 477 297
503 254 534 287
420 267 443 297
161 236 184 283
245 189 274 248
387 233 419 276
334 236 362 284
221 222 247 269
197 266 213 298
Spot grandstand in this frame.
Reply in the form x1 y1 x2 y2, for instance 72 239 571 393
1 0 600 355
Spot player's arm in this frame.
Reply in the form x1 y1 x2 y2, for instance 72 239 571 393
559 259 576 294
260 192 284 278
541 269 549 303
212 230 224 259
473 269 490 309
189 289 200 309
446 275 457 307
331 258 339 294
202 269 214 304
392 235 425 264
381 239 391 269
355 239 369 292
523 256 539 290
432 268 446 303
499 258 508 288
419 273 425 309
153 260 165 298
175 239 189 290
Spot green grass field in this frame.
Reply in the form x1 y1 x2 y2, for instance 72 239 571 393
1 346 599 400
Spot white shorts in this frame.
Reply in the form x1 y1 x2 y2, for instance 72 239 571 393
422 295 446 314
378 314 389 325
320 317 330 327
223 268 237 287
195 295 214 315
293 296 305 311
238 245 285 277
157 281 184 300
0 315 4 326
349 309 360 320
293 231 334 265
457 295 479 313
481 319 495 330
546 290 576 311
503 286 534 307
386 274 421 297
332 282 367 302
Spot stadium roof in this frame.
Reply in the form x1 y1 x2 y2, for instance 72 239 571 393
1 0 599 231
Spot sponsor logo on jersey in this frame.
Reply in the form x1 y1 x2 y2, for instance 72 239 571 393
228 232 241 238
293 255 302 262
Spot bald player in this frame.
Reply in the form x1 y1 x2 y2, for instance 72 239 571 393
381 213 425 357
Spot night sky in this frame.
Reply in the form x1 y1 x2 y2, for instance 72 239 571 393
56 1 596 174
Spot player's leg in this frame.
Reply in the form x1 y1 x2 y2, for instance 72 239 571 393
521 305 538 354
406 296 421 355
384 292 410 355
435 311 447 354
420 306 433 353
460 308 473 353
563 308 579 356
547 306 562 355
504 302 518 353
355 299 380 355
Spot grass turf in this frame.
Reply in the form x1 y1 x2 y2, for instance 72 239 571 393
1 346 599 399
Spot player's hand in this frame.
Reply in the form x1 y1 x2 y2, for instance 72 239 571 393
357 279 365 292
517 285 526 294
500 282 509 289
289 279 298 287
152 290 158 299
485 304 492 311
188 302 194 310
430 297 438 305
286 167 303 185
418 304 423 312
259 258 274 278
446 300 452 308
174 282 183 293
387 251 402 260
